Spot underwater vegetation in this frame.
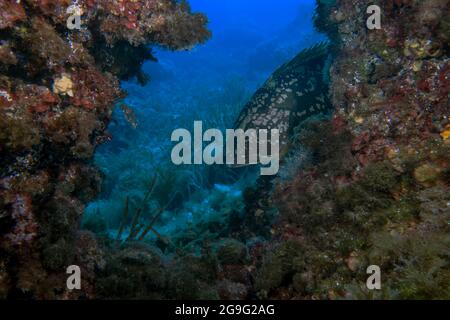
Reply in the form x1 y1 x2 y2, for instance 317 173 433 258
0 0 449 300
83 73 253 238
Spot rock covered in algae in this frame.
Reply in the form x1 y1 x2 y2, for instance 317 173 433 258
250 0 450 300
0 0 209 299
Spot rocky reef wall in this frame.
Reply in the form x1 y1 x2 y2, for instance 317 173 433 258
253 0 449 299
0 0 209 299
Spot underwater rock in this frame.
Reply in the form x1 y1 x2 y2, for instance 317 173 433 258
96 243 166 299
166 254 219 300
252 0 450 300
0 0 209 299
413 163 442 187
216 239 248 266
217 280 248 300
345 252 361 272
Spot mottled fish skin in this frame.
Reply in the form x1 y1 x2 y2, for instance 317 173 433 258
234 42 331 158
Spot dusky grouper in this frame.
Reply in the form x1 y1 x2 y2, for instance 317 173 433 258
234 42 332 158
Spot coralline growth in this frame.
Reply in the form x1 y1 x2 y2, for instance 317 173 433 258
0 0 209 299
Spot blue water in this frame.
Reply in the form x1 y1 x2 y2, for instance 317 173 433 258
84 0 325 241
